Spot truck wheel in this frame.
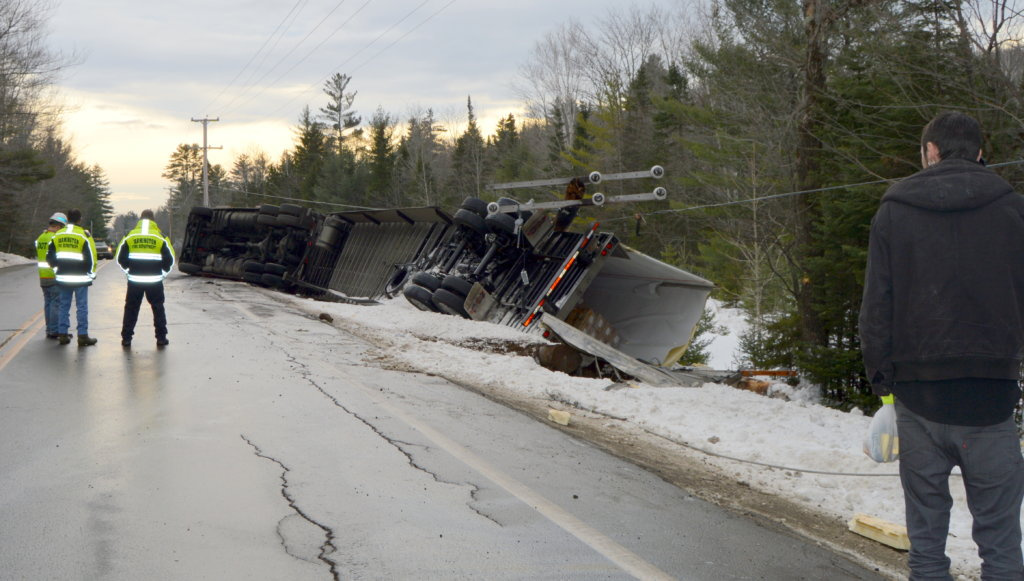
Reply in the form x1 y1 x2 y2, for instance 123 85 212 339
191 207 214 219
243 272 264 285
276 213 302 228
261 273 285 288
178 262 201 274
278 203 305 217
243 260 264 274
384 267 410 298
460 197 489 217
410 272 441 291
257 213 278 226
259 204 279 216
485 212 517 235
441 275 473 296
454 208 487 236
264 263 287 276
404 284 440 312
432 288 470 318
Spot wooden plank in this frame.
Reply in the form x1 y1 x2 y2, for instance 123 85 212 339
739 369 798 377
548 409 572 426
847 514 911 551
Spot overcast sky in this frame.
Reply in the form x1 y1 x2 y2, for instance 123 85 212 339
46 0 684 217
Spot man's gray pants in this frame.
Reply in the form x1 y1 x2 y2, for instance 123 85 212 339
896 400 1024 580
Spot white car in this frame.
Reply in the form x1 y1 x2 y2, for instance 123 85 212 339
94 240 113 260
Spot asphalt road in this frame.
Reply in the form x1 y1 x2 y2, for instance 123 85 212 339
0 262 887 580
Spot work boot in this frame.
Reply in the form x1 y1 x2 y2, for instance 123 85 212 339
46 333 59 340
121 339 131 349
156 337 169 347
57 334 71 345
77 335 97 347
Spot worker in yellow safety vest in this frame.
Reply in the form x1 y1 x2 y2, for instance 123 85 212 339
35 212 67 339
46 208 98 346
115 209 175 347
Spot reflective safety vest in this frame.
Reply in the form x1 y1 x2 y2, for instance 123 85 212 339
47 224 96 287
35 229 57 284
116 219 175 284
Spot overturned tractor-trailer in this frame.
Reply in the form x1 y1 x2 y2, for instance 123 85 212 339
175 166 717 386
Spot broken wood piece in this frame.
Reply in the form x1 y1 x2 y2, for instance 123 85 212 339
548 409 571 426
848 513 910 551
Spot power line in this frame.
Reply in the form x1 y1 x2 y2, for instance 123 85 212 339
265 0 457 120
223 187 384 210
604 158 1024 223
203 0 308 114
349 0 456 75
220 0 355 116
228 0 378 118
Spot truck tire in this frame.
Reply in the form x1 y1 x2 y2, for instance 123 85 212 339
261 273 285 288
264 263 288 276
276 213 302 228
460 197 489 217
441 275 473 296
243 260 264 274
404 284 440 312
278 203 305 217
257 213 278 226
432 288 470 318
259 204 279 216
384 267 409 298
454 208 487 236
410 272 441 291
191 207 214 219
485 212 518 235
178 262 201 274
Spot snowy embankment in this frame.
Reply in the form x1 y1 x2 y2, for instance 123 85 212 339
288 291 999 581
0 252 33 268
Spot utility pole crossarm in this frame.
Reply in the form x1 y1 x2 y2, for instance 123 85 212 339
191 116 221 207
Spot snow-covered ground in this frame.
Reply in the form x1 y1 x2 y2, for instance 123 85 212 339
0 250 1003 578
0 252 33 268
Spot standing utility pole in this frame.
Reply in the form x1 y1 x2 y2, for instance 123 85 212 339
191 117 222 207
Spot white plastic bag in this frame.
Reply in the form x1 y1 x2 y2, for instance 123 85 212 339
863 396 899 463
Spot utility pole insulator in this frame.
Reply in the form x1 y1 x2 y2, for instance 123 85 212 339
191 117 221 207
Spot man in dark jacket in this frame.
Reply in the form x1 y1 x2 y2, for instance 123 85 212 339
860 111 1024 579
115 210 175 347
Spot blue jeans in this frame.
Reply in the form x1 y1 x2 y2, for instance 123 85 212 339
57 285 89 336
41 285 60 335
896 399 1024 580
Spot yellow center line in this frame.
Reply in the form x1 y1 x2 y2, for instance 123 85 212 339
0 310 45 372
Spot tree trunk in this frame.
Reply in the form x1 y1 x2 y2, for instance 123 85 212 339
794 0 830 348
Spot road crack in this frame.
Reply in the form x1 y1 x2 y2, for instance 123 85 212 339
241 435 340 580
277 346 505 527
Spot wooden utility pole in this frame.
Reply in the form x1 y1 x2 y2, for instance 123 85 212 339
191 117 222 207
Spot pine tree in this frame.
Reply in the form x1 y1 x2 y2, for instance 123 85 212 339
319 73 362 156
292 107 328 201
450 97 485 197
